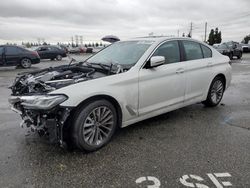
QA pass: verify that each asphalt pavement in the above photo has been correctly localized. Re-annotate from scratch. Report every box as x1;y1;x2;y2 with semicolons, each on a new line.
0;54;249;188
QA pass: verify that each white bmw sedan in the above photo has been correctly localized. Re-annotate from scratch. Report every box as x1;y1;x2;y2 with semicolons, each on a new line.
9;37;232;151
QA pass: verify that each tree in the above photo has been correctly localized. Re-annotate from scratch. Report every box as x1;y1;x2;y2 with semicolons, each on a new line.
95;42;99;47
182;33;185;37
214;28;222;44
208;29;215;45
218;31;222;43
242;34;250;44
207;28;222;45
26;42;31;48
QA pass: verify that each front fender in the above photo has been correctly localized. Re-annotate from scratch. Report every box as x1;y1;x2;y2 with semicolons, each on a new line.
50;70;139;123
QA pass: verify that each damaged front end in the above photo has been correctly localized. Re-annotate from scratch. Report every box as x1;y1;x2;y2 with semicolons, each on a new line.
8;63;120;148
9;94;71;147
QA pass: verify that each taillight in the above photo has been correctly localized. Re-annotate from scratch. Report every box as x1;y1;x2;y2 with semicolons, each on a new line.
32;51;39;57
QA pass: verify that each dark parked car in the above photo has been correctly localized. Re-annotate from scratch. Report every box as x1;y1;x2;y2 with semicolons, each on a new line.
0;45;40;68
216;42;242;60
35;46;67;61
241;43;250;53
58;45;69;53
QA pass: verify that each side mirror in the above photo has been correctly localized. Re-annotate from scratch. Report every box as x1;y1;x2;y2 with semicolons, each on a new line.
149;56;165;68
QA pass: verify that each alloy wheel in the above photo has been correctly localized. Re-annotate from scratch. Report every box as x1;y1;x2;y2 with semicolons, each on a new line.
82;106;114;146
21;58;31;68
210;80;224;104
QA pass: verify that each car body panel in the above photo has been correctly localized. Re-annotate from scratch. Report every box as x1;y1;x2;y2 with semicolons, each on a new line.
36;46;67;59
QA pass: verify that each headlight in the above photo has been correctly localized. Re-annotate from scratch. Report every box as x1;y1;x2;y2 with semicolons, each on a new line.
20;95;68;110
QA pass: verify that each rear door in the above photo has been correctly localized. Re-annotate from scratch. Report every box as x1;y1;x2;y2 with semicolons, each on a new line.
37;47;49;59
49;47;59;58
181;40;213;104
5;46;22;65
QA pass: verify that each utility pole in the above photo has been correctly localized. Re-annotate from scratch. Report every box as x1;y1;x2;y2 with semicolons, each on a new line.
190;22;193;38
204;22;208;42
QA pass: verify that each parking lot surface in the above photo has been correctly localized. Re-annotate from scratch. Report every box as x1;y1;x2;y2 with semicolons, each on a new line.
0;54;250;188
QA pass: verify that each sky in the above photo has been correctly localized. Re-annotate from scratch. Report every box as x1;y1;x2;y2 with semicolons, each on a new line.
0;0;250;44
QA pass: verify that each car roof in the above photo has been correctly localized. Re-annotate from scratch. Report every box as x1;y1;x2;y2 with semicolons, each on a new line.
0;45;20;47
126;36;207;45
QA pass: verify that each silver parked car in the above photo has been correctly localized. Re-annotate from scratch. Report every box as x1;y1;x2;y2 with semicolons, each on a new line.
9;37;232;152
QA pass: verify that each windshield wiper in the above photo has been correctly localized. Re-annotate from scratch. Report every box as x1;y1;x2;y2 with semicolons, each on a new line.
82;62;113;71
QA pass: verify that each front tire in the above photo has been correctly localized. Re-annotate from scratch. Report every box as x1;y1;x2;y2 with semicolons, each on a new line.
71;100;117;152
237;52;242;59
20;58;32;68
203;77;225;107
56;54;62;61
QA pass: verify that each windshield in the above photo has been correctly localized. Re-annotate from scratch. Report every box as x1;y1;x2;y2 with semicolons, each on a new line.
87;41;153;66
218;44;229;49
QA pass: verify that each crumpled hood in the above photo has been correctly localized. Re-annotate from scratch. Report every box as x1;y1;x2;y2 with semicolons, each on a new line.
10;64;108;96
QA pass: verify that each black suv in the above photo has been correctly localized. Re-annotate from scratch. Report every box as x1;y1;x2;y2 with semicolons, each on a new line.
34;46;67;61
216;41;243;60
0;45;40;68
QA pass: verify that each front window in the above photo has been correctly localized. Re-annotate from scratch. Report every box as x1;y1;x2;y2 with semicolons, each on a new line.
87;41;153;66
152;41;180;64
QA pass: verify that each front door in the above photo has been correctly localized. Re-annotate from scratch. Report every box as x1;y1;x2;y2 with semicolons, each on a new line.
138;40;186;116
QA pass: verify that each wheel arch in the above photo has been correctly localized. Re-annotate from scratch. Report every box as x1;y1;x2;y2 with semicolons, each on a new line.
203;73;227;101
20;56;31;62
72;94;123;128
214;73;226;89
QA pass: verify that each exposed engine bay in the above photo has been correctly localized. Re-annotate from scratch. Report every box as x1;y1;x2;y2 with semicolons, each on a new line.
9;61;126;148
10;62;124;96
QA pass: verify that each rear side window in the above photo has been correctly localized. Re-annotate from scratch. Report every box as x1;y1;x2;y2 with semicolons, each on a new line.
5;46;23;55
0;47;4;55
51;47;60;51
153;41;180;64
183;41;203;61
201;45;212;58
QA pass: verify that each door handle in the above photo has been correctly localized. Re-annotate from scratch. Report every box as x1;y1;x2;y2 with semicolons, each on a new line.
176;68;185;74
207;62;213;67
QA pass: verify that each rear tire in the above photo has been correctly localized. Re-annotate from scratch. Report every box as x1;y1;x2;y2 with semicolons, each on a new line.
202;77;225;107
20;58;32;68
71;99;117;152
229;53;233;60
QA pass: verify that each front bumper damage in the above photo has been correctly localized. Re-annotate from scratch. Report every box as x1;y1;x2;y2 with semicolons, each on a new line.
9;96;71;148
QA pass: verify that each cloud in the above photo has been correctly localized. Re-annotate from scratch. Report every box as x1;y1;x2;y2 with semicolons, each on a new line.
0;0;249;43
